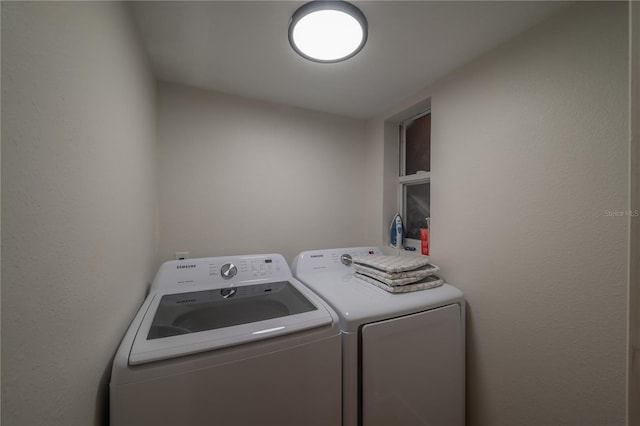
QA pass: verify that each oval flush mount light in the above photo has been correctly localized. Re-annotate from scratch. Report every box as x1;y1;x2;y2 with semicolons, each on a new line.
288;1;368;63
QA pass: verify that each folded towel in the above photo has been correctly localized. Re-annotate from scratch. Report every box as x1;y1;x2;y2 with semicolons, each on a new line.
356;272;444;293
354;262;439;281
353;255;433;274
355;269;432;287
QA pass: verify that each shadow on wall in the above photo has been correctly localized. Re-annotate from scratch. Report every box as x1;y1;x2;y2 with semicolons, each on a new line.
463;303;489;426
95;362;111;426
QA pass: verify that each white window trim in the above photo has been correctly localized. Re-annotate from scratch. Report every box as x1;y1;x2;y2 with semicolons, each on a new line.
399;172;430;184
398;109;431;250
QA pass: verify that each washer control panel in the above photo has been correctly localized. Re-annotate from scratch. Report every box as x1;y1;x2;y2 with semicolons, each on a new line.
151;254;289;290
208;257;285;282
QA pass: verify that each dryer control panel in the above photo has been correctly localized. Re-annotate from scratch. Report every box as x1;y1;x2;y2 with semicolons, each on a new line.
151;254;289;290
291;247;382;275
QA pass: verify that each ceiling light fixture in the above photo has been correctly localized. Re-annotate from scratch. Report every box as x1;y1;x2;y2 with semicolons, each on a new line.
288;1;368;63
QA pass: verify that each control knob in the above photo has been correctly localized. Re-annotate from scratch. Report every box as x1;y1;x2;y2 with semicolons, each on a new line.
220;263;237;279
340;254;353;266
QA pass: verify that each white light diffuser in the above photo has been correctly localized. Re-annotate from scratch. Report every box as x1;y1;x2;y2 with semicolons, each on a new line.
289;1;368;63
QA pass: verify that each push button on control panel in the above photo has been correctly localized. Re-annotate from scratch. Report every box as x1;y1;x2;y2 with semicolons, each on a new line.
251;258;280;277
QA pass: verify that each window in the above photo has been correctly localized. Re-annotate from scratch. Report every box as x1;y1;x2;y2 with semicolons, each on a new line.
399;110;431;246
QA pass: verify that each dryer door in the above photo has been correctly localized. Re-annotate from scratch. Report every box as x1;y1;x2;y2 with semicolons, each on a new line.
361;303;464;426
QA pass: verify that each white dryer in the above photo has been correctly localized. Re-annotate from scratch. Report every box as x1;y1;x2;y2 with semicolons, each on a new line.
110;254;341;426
291;247;465;426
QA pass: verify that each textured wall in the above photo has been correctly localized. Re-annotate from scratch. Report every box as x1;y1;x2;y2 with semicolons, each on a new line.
1;3;157;425
431;3;629;424
629;2;640;424
366;2;629;425
156;82;366;265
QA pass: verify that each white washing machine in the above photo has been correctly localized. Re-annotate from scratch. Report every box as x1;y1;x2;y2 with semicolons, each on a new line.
291;247;465;426
110;254;341;426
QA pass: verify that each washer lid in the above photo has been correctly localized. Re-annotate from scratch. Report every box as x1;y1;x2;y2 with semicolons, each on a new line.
129;280;333;365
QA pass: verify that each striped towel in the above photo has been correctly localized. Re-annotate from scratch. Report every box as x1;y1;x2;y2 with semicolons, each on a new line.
356;272;443;293
353;254;433;273
352;255;442;292
354;262;439;282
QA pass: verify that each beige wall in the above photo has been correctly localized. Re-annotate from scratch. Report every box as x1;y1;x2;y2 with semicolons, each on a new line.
1;2;157;425
156;82;367;265
629;1;640;424
0;1;633;426
366;2;629;425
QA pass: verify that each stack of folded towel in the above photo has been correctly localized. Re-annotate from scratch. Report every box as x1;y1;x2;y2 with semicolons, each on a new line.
352;255;443;293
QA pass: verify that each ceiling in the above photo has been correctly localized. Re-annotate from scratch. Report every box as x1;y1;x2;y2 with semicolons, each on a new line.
130;1;570;119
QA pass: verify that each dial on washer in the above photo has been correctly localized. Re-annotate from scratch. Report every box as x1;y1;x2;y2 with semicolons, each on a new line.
220;263;237;279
